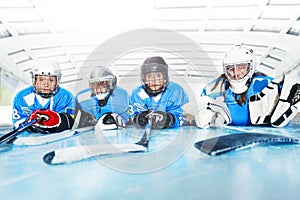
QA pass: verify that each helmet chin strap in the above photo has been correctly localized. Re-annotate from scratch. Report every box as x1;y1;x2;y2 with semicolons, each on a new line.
143;84;166;97
95;91;110;100
33;75;59;98
93;90;113;107
35;86;59;98
37;92;54;98
229;78;251;94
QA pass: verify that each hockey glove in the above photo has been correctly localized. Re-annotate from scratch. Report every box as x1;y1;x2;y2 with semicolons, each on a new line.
96;112;125;130
195;96;232;129
270;74;300;127
28;109;61;129
147;111;175;129
249;75;282;125
133;111;150;128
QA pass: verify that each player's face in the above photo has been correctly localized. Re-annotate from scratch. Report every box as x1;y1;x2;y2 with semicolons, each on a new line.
225;63;249;80
145;72;166;91
89;81;110;94
34;75;57;93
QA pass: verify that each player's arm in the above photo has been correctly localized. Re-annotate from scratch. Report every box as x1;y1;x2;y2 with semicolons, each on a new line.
249;74;299;127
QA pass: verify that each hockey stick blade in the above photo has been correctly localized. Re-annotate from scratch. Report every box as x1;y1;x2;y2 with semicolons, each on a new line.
44;117;152;165
13;126;93;146
13;130;78;146
194;132;299;156
43;143;147;165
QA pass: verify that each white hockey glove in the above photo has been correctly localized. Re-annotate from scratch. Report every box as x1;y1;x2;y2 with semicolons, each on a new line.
195;96;232;129
249;75;282;125
270;74;299;127
95;112;125;131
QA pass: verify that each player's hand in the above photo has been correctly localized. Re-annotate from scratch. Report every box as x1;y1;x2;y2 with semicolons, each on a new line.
96;112;125;131
28;109;61;128
147;111;174;129
133;111;150;128
195;96;232;128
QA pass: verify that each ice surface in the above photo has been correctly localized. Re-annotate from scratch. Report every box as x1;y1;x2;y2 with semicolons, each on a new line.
0;117;300;200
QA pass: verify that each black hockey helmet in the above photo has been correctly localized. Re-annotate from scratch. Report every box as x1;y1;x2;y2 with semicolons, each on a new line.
141;56;169;96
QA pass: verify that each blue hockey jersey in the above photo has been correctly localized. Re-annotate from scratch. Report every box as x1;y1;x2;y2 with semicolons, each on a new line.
12;86;75;127
129;82;189;127
75;86;130;122
202;75;273;126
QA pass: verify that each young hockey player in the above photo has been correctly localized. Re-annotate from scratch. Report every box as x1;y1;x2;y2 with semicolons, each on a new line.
12;60;75;133
195;45;299;128
75;66;130;130
129;56;189;129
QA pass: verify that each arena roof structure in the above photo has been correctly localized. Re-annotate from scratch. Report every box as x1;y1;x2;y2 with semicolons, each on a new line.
0;0;299;102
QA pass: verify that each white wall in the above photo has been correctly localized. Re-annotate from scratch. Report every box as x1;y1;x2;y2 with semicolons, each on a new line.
0;106;13;126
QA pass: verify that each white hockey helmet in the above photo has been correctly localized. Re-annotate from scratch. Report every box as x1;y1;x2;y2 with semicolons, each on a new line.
223;45;256;94
31;60;61;98
88;66;117;100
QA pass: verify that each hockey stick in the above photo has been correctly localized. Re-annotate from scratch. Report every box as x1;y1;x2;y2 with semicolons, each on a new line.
12;126;93;146
43;142;148;165
194;132;299;156
134;115;152;148
43;118;152;165
43;132;149;165
11;110;84;146
0;119;37;145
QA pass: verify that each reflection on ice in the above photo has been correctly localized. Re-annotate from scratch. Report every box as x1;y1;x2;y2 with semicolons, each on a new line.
0;116;299;199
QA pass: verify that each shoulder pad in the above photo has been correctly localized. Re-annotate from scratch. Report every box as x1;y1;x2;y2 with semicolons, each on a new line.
76;89;92;103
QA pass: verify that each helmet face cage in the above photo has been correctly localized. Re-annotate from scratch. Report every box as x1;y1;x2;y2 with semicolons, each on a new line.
141;63;169;96
88;67;117;99
89;76;116;96
224;62;253;82
31;62;61;98
222;45;256;94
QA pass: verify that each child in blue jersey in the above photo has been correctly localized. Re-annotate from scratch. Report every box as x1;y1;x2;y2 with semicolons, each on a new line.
75;66;130;130
12;60;75;133
129;56;189;129
195;45;299;128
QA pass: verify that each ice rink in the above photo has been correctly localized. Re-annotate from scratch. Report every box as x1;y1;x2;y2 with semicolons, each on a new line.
1;116;300;200
1;1;300;199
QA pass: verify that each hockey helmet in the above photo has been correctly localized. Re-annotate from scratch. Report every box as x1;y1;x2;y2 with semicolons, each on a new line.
31;60;61;98
141;56;169;96
223;45;256;94
88;66;117;100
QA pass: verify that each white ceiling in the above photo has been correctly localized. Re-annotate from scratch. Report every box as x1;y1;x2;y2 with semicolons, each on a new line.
0;0;300;92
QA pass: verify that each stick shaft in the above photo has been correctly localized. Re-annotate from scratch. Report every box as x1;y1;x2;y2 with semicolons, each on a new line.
0;119;36;145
